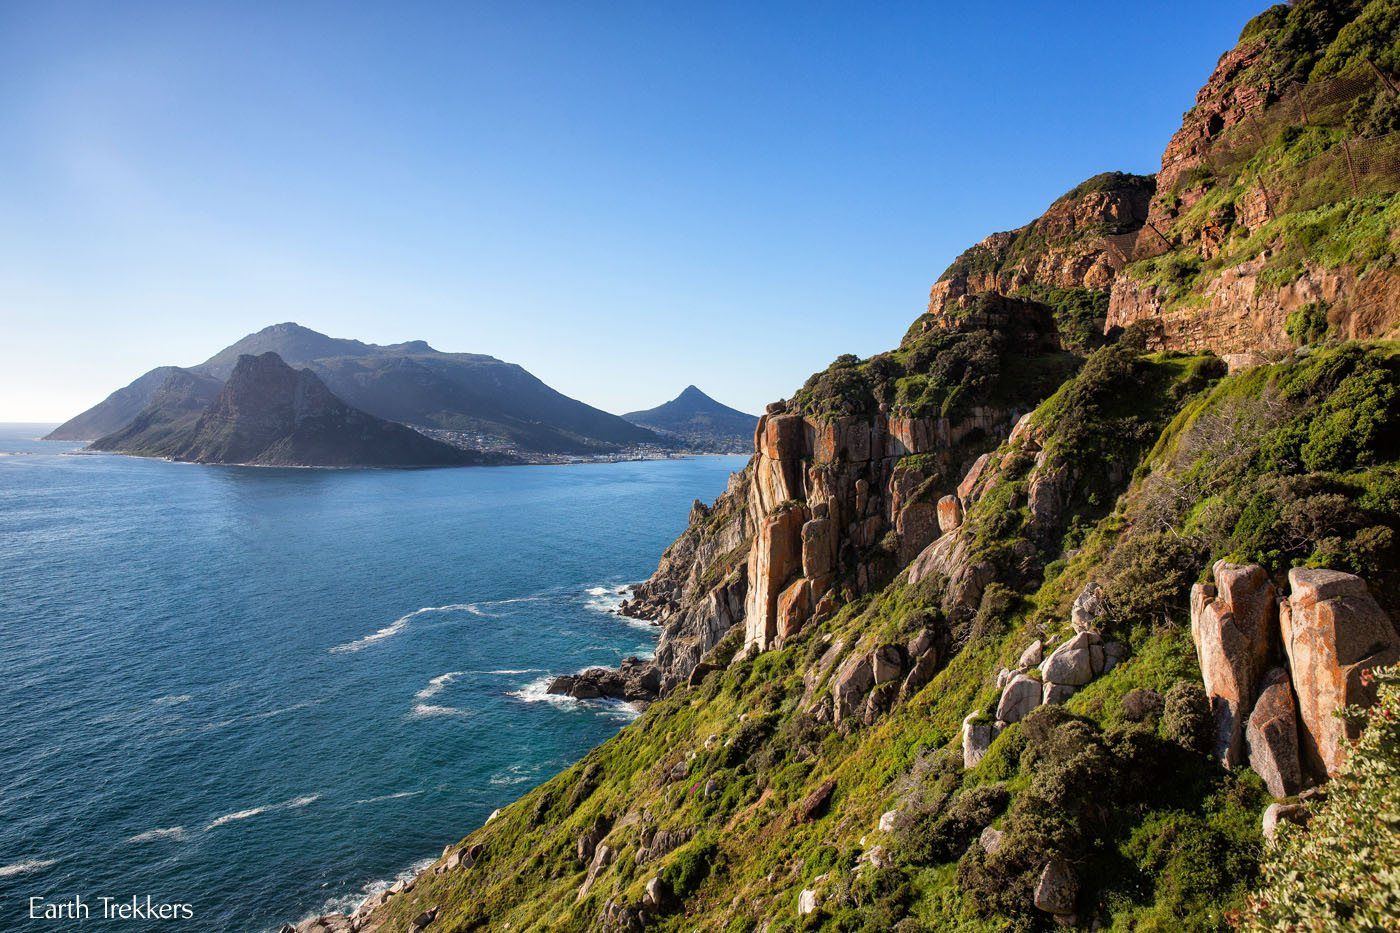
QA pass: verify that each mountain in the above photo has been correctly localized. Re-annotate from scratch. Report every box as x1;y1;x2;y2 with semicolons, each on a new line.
87;369;223;456
99;352;496;467
299;4;1400;930
622;386;758;453
44;367;191;441
47;322;669;455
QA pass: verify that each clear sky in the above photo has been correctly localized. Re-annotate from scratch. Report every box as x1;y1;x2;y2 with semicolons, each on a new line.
0;0;1270;422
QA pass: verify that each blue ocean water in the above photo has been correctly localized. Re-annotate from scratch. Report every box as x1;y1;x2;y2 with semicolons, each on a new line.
0;424;744;931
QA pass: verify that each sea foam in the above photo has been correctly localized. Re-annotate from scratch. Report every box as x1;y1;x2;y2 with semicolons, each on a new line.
204;794;320;831
0;858;57;877
330;603;476;653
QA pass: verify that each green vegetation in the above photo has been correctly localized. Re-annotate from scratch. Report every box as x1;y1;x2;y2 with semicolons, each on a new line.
791;303;1078;422
1240;664;1400;932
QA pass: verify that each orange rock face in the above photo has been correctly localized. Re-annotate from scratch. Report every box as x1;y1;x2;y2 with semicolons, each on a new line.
1189;561;1276;767
1280;568;1400;778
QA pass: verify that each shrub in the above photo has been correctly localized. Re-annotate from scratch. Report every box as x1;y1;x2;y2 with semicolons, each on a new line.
1285;301;1329;345
1163;681;1213;754
1239;665;1400;931
1099;530;1206;626
900;783;1009;865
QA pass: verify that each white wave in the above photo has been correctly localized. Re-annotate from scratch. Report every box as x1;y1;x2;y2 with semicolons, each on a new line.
204;794;320;831
304;857;435;922
153;694;192;706
127;826;187;843
411;703;470;718
330;603;476;653
489;763;541;786
477;668;544;675
0;858;56;877
414;671;465;700
584;583;633;615
509;676;642;722
353;791;422;805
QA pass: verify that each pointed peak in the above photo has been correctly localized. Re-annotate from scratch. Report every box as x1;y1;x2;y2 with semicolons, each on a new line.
677;384;709;401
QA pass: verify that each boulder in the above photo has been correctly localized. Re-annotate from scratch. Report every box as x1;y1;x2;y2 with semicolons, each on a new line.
687;662;720;687
1018;640;1044;668
1281;568;1400;777
1189;561;1276;767
797;888;820;916
408;907;439;933
979;825;1004;855
996;674;1042;724
1102;640;1128;674
1246;667;1303;798
1040;632;1098;687
1043;682;1076;706
1033;856;1078;917
1070;581;1107;632
870;645;905;685
641;875;670;912
776;577;812;640
577;844;615;901
797;780;836;822
907;628;938;659
832;654;875;723
878;809;899;833
900;650;939;700
962;714;995;768
1262;802;1309;842
937;495;963;533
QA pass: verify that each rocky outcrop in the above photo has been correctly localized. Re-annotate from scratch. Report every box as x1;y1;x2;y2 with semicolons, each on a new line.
1246;667;1303;799
617;471;751;695
1189;561;1276;766
927;173;1155;322
1107;261;1400;357
1033;856;1078;921
546;659;661;703
1280;568;1400;778
742;397;1024;652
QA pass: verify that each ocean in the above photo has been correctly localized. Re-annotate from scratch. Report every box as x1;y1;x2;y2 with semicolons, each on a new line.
0;424;744;931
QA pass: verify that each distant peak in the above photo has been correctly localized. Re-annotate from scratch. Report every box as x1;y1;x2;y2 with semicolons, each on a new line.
677;385;709;401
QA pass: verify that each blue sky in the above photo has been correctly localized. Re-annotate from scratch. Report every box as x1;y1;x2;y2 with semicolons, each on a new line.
0;0;1269;422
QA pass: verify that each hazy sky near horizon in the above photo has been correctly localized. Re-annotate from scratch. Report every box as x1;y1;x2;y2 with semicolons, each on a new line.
1;0;1269;422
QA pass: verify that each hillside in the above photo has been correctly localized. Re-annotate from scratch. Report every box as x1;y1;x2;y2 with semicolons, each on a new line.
44;366;190;441
102;352;499;468
88;368;223;456
291;3;1400;931
50;323;669;456
623;386;759;453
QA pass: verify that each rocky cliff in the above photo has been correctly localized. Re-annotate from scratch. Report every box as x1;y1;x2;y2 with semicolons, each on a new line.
1105;2;1400;357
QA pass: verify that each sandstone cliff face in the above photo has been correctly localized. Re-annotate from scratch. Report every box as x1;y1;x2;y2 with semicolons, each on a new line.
1103;23;1400;354
741;402;1021;652
927;172;1154;321
621;471;752;694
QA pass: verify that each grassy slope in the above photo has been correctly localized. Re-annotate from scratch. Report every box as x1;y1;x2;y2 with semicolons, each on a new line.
368;338;1396;932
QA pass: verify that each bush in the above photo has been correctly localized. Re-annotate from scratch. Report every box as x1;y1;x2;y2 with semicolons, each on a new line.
1163;681;1213;754
900;783;1009;865
1100;531;1206;626
1239;665;1400;931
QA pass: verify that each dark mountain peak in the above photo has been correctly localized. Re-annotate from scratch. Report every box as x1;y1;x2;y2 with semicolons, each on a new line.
676;384;708;402
151;350;492;467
